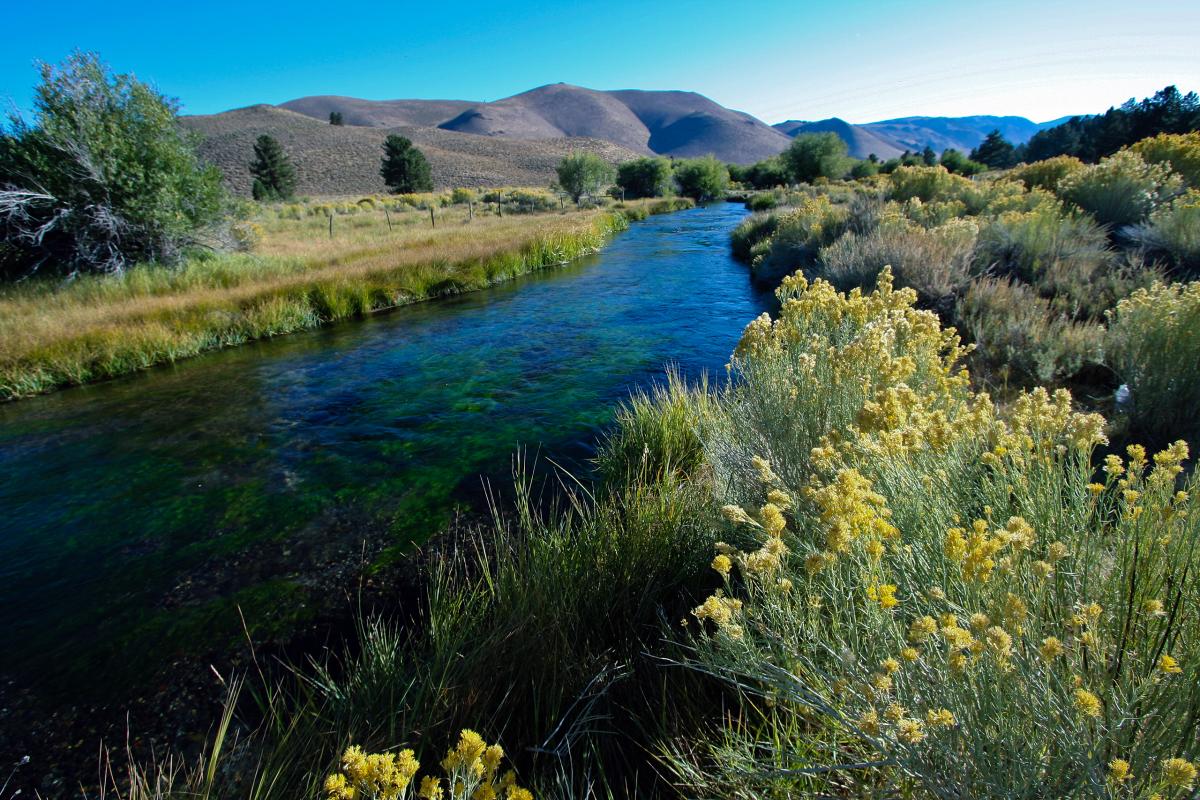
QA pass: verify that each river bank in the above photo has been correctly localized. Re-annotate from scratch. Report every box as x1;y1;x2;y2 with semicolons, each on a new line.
0;197;693;401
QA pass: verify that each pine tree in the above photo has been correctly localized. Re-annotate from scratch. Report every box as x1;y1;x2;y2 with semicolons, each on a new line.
249;134;296;201
329;111;344;126
380;135;433;193
969;130;1018;169
921;145;937;165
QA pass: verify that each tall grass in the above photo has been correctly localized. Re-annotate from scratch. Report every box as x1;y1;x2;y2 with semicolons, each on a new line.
0;199;683;400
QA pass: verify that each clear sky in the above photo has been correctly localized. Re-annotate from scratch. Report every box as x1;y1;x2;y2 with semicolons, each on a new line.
2;0;1197;125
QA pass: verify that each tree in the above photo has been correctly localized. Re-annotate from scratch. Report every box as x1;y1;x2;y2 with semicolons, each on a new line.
249;135;296;201
615;157;673;198
939;148;986;176
380;135;433;193
555;152;614;203
0;51;225;278
921;145;938;166
329;111;344;126
969;130;1018;169
782;132;852;183
674;156;729;201
849;159;879;179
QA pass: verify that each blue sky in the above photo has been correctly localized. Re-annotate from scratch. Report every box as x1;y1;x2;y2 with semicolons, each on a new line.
2;0;1197;124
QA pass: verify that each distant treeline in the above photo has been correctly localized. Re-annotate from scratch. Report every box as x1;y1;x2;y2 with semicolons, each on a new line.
731;86;1200;190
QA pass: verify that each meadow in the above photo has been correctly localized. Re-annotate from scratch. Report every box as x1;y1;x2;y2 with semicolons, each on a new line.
0;193;693;400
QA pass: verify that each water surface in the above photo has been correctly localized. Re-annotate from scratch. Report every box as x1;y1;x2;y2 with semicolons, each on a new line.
0;202;768;703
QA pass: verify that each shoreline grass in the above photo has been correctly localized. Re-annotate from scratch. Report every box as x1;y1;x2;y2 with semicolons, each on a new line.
0;197;694;401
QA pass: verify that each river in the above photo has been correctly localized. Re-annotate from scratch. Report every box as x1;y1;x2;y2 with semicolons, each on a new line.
0;202;767;727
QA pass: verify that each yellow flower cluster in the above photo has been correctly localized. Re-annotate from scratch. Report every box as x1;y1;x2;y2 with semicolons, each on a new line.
805;468;898;560
692;591;744;638
325;732;530;800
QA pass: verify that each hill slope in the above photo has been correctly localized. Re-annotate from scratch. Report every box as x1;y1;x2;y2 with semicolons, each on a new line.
280;84;793;164
183;105;642;196
772;118;905;159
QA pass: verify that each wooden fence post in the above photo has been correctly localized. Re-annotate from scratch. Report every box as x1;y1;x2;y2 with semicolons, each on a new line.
328;212;333;239
430;206;436;228
383;206;393;231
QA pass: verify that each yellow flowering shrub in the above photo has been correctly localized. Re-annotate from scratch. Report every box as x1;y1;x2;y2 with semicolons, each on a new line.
324;731;531;800
678;270;1199;797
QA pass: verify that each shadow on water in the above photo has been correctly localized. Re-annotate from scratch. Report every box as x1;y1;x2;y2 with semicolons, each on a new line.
0;202;771;715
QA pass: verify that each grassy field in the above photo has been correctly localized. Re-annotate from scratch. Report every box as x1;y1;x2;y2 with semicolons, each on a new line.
0;196;692;400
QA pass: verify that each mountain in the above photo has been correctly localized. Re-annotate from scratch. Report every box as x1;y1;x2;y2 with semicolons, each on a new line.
772;118;905;160
181;104;642;196
281;84;794;165
773;114;1087;159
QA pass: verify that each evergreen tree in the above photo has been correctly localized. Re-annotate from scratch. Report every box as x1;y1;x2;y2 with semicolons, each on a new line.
249;134;296;201
969;130;1018;169
329;111;344;126
380;135;433;193
921;145;938;165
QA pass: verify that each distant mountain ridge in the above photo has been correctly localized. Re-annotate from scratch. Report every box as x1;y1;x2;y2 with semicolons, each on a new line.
773;115;1076;158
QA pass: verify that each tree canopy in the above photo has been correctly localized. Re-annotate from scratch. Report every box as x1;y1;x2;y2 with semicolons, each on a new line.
0;51;225;278
381;135;433;193
555;152;614;203
615;157;674;199
673;156;729;201
969;130;1019;169
782;133;852;183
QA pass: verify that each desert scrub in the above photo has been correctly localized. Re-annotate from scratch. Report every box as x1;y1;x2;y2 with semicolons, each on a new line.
816;217;977;307
729;211;779;262
886;165;973;204
1129;132;1200;189
1005;156;1087;193
1105;279;1200;443
974;205;1112;288
670;269;1198;798
1057;150;1183;228
1129;190;1200;274
960;278;1104;384
751;196;850;283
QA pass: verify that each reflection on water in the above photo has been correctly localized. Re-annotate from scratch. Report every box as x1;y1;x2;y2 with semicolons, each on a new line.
0;202;769;704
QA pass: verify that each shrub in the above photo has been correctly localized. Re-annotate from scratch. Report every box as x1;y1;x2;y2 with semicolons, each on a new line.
1129;190;1200;273
1005;156;1086;193
849;159;880;179
782;133;853;184
556;152;615;203
615;156;674;199
975;206;1111;286
450;187;477;205
746;192;779;212
1128;132;1200;189
939;148;986;176
816;217;977;306
730;211;779;262
673;156;730;201
744;156;792;189
902;198;967;228
1057;150;1182;228
1106;280;1200;442
671;271;1198;798
886;165;973;204
0;51;225;278
960;277;1104;383
754;197;850;282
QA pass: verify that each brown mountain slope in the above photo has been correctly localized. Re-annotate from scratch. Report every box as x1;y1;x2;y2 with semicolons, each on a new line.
772;117;905;160
182;105;643;196
279;84;793;164
278;95;476;128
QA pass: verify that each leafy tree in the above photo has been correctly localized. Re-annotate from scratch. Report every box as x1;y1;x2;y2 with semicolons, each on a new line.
782;132;852;183
0;51;225;278
969;130;1018;169
381;135;433;193
615;157;673;198
849;159;879;179
329;111;344;126
939;148;986;176
555;152;614;203
736;156;790;189
921;145;938;166
673;156;729;201
249;135;296;201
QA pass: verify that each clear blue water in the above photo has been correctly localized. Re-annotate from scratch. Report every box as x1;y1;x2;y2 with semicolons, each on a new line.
0;202;768;705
